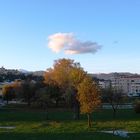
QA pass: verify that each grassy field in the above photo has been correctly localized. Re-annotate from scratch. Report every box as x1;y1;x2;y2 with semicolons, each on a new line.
0;105;140;140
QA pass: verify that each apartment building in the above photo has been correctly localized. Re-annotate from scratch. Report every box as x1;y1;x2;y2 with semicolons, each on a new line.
98;80;111;89
111;75;140;97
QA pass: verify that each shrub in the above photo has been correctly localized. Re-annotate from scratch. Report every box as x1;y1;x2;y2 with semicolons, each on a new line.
134;101;140;113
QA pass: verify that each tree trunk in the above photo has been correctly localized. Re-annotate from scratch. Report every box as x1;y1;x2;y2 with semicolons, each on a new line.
27;98;31;106
6;99;8;104
73;101;80;120
44;103;48;120
87;114;92;128
113;109;116;119
28;101;31;107
76;103;80;120
55;99;59;108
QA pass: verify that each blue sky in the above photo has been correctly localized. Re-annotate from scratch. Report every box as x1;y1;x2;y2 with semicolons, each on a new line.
0;0;140;73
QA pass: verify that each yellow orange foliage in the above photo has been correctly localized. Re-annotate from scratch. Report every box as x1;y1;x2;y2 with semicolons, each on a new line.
77;76;101;114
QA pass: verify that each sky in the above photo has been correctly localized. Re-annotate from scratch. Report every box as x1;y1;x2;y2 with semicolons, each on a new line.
0;0;140;73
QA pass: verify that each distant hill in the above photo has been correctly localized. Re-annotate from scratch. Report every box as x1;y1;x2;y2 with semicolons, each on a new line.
90;72;140;80
1;66;140;81
0;67;20;75
18;69;31;74
0;67;45;76
0;67;45;82
32;71;45;76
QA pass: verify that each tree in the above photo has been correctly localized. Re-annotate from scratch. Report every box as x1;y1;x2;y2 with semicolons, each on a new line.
77;76;101;127
35;87;50;110
2;84;15;104
20;80;36;106
102;87;124;118
48;84;61;107
44;59;74;91
69;65;87;119
70;65;86;89
12;80;23;101
44;59;84;105
134;100;140;113
44;58;87;119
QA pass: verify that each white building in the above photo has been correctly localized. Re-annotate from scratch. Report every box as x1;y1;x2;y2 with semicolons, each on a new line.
99;80;111;89
111;75;140;97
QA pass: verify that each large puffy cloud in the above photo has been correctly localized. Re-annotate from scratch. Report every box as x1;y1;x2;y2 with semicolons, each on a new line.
47;33;101;54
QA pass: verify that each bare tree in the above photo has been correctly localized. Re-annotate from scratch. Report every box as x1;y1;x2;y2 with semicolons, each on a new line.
102;87;124;118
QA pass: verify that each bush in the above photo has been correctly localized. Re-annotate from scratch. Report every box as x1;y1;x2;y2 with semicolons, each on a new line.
134;102;140;113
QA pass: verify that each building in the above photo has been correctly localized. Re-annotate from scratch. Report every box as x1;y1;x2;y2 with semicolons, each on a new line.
98;80;111;89
111;75;140;97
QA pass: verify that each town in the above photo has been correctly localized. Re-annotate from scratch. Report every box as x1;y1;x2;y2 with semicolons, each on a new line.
1;67;140;102
0;0;140;139
0;61;140;140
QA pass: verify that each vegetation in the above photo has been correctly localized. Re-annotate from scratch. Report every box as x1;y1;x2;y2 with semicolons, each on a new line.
44;58;88;120
1;59;140;139
2;84;15;104
134;100;140;113
0;67;43;82
77;76;101;127
101;87;125;118
0;105;139;140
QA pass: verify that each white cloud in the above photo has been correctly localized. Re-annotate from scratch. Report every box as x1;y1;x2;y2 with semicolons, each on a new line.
47;33;101;54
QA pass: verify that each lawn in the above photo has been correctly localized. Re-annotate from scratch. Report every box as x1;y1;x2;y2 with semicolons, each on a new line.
0;105;140;140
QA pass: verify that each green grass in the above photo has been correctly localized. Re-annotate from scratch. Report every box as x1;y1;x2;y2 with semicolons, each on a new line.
0;106;140;140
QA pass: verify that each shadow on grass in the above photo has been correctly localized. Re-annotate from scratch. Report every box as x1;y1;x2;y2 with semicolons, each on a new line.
0;109;140;123
0;131;139;140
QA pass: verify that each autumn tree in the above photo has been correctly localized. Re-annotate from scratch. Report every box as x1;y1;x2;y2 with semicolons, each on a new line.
77;76;101;127
70;64;86;88
11;80;23;101
44;59;85;105
44;59;73;89
44;58;88;119
70;66;87;119
2;84;15;104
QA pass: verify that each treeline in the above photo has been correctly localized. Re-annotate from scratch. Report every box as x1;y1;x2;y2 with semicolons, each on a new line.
2;79;60;108
0;67;43;82
2;59;140;127
2;59;101;127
